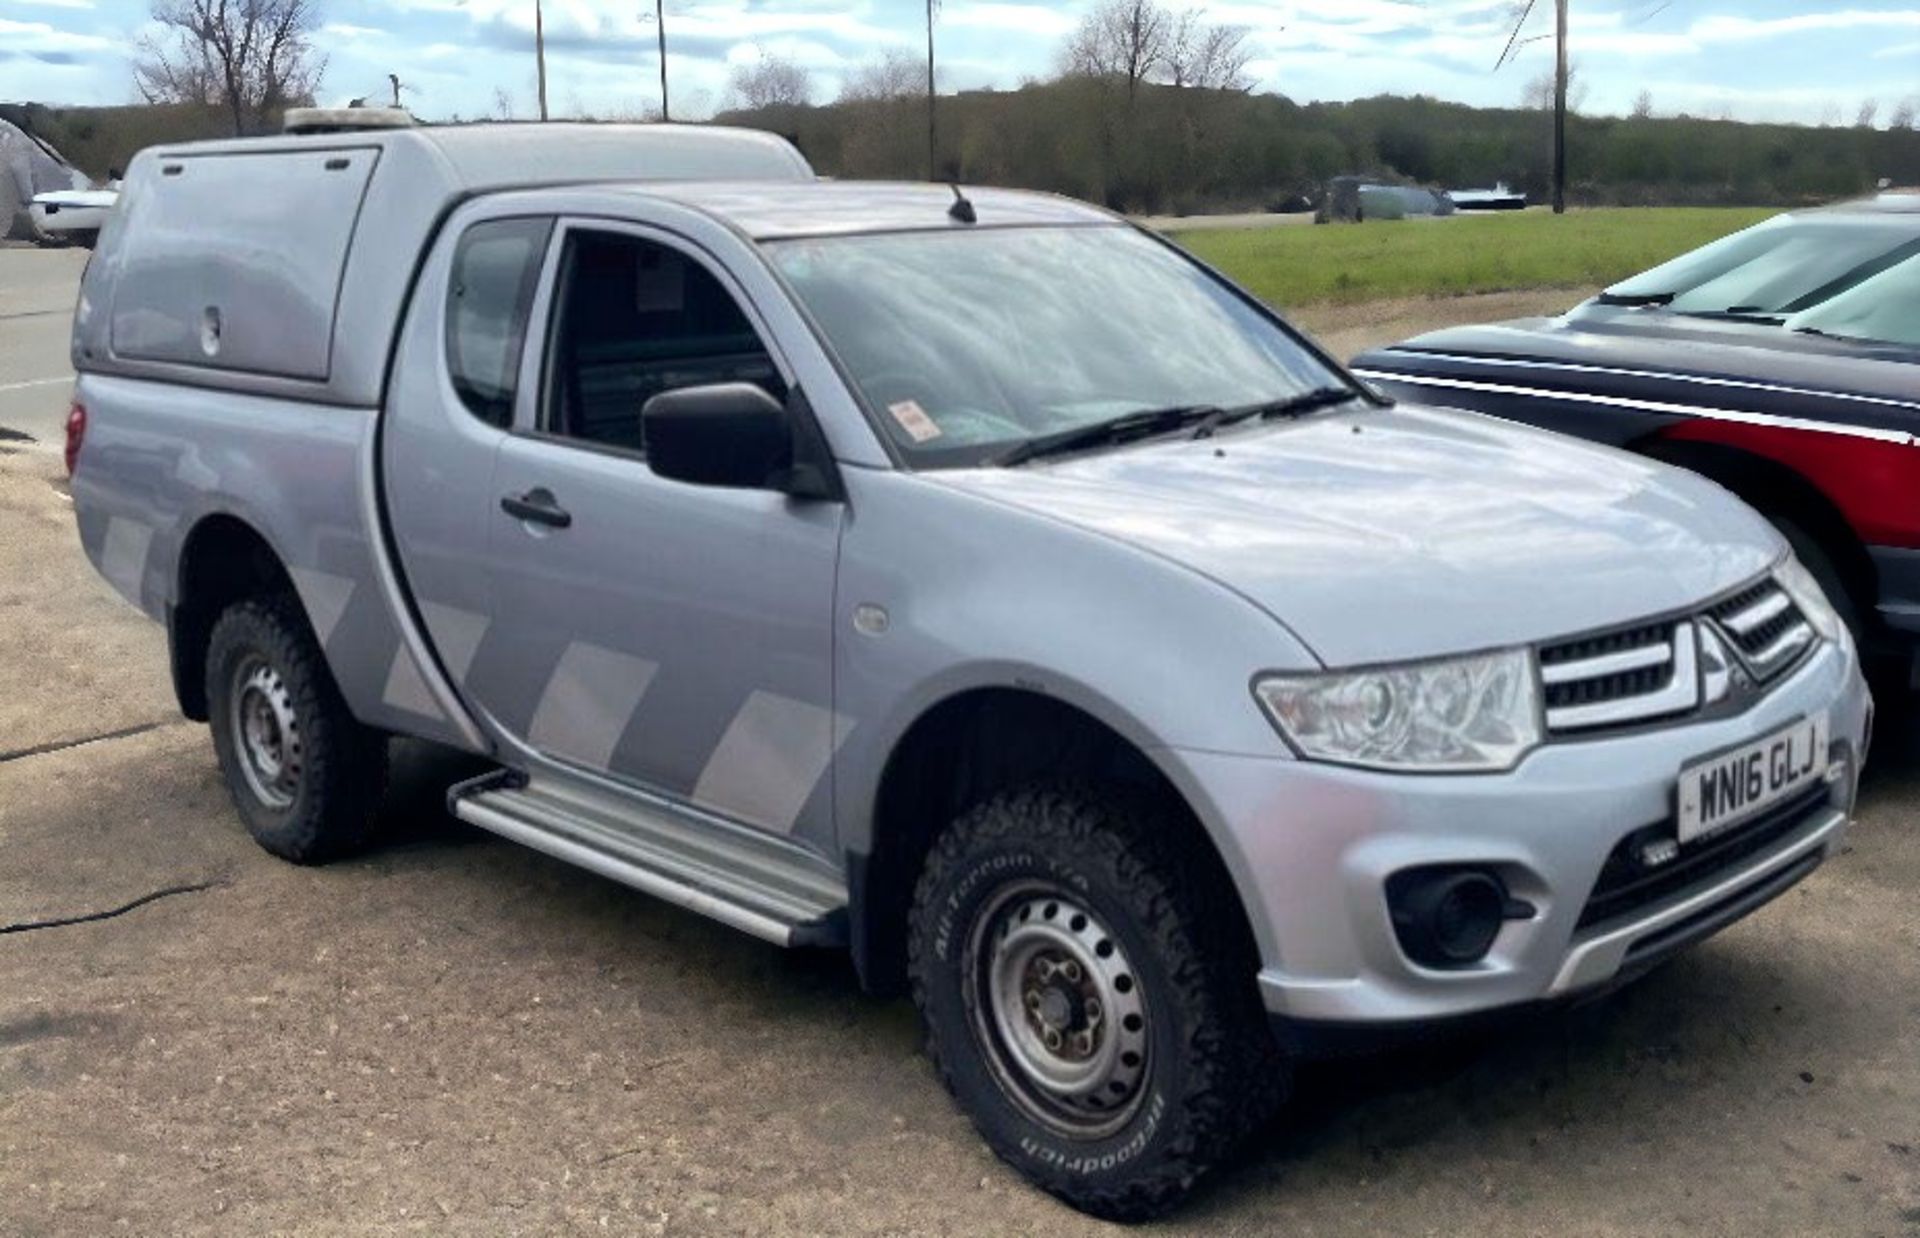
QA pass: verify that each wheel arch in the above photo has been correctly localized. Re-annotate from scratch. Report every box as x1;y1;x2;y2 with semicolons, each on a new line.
170;512;300;720
850;685;1266;998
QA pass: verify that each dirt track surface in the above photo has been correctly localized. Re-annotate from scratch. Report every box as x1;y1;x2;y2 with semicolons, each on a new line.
2;252;1917;1235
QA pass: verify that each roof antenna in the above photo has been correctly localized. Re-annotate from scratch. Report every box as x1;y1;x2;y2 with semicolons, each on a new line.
947;183;976;224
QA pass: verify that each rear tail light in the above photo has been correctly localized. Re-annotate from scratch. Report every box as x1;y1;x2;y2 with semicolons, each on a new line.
64;400;86;476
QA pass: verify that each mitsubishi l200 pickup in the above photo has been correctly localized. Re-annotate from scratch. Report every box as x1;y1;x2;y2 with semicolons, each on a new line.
67;121;1871;1219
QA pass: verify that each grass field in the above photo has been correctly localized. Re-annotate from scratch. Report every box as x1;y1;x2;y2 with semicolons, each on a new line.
1173;207;1776;307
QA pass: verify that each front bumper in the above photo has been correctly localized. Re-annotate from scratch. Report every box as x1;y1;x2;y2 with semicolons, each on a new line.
1171;640;1870;1027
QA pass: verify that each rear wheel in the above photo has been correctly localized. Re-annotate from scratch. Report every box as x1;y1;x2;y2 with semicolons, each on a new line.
908;784;1284;1220
205;595;387;863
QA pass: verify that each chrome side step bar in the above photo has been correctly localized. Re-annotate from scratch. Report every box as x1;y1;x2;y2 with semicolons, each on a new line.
448;770;848;948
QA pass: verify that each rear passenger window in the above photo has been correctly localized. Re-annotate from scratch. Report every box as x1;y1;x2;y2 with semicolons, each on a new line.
542;230;782;453
446;217;553;427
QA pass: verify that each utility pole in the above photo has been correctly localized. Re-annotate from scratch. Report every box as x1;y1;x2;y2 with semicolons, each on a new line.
1552;0;1568;213
535;0;550;121
655;0;670;120
926;0;938;180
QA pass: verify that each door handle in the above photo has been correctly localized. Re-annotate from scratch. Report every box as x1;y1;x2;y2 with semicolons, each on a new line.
500;487;572;529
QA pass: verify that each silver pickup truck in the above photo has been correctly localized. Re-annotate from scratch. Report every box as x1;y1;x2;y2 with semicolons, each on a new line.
68;121;1870;1218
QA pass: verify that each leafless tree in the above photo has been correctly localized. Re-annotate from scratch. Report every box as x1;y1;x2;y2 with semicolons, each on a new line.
839;48;924;102
1856;98;1880;129
1166;11;1252;90
1631;88;1653;119
1522;62;1586;113
1892;96;1918;130
1064;1;1254;100
727;54;812;111
1061;0;1172;107
133;0;326;135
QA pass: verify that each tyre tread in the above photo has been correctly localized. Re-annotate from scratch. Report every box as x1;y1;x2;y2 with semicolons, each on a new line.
907;783;1283;1220
205;593;387;864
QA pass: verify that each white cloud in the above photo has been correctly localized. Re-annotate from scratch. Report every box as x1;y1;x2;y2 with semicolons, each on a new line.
1622;75;1920;125
941;2;1078;39
320;21;387;40
0;15;114;49
1691;9;1920;44
368;0;906;49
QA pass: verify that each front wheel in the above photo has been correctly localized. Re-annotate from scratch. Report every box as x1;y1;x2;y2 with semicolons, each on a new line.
908;785;1284;1220
204;595;388;863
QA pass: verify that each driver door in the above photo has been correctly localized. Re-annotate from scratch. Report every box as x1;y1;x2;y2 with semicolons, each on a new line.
469;221;848;852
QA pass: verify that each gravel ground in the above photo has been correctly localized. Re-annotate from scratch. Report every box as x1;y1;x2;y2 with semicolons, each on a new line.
2;250;1916;1236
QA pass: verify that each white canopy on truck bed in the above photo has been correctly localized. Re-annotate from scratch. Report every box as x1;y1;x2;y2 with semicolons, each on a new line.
73;123;815;406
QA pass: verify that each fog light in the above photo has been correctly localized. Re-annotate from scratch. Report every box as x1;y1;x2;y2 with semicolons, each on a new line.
1387;868;1526;969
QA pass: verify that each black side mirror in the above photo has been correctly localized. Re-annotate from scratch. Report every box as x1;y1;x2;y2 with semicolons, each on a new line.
642;382;793;491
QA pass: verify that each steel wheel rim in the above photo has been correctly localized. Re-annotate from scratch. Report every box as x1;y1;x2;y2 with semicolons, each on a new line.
229;655;301;810
963;880;1151;1140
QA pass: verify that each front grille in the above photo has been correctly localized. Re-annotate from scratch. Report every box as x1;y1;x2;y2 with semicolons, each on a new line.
1540;621;1696;733
1538;575;1818;736
1705;580;1813;680
1576;784;1829;931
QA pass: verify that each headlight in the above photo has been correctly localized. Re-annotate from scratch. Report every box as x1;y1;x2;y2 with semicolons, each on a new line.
1254;648;1541;773
1774;556;1848;648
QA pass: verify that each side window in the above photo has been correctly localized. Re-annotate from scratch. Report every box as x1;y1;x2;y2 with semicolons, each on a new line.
542;230;783;453
445;217;553;428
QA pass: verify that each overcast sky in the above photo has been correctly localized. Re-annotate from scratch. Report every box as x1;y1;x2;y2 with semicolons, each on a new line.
6;0;1920;126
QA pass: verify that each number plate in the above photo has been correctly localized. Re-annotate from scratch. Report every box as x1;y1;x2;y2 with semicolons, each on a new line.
1677;716;1828;844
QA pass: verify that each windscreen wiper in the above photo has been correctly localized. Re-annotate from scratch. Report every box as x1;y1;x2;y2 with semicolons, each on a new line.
1595;291;1675;307
994;388;1370;467
1190;386;1368;437
1256;385;1369;420
1682;305;1787;324
1793;325;1870;343
993;404;1224;467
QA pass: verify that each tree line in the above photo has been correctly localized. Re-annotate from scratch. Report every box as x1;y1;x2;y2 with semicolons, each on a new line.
715;0;1920;212
719;83;1920;216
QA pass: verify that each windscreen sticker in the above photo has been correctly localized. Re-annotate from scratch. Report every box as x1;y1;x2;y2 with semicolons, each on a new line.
888;399;943;443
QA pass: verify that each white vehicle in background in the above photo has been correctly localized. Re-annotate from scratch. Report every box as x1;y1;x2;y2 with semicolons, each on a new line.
30;183;119;247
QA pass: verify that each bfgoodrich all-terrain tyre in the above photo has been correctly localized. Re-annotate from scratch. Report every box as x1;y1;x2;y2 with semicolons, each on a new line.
908;784;1286;1220
204;595;388;863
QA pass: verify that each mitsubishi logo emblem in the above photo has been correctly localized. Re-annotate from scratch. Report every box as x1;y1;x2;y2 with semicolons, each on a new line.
1697;621;1752;707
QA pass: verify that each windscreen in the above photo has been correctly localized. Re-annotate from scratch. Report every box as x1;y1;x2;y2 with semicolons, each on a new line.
766;225;1344;468
1786;251;1920;347
1605;214;1920;317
